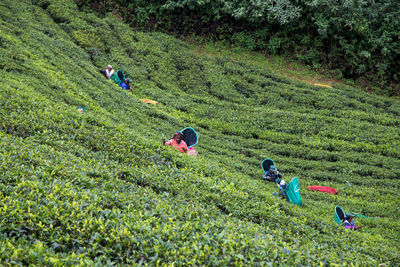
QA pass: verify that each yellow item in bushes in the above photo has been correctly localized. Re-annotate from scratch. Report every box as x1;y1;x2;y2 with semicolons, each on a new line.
139;99;158;104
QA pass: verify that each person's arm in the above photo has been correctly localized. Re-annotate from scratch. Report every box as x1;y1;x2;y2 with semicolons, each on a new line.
263;171;272;180
164;139;173;146
182;142;188;153
162;138;166;146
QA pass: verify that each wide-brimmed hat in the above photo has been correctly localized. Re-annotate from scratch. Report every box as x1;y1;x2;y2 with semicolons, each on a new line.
345;213;355;219
269;165;277;171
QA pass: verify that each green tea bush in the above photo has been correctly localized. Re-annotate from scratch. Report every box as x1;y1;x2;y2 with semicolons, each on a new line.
0;0;399;265
85;0;400;95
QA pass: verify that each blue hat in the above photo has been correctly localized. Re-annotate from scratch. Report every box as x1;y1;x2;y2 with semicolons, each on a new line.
269;165;277;171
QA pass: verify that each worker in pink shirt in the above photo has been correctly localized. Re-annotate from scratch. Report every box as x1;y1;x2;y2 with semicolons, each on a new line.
163;132;188;154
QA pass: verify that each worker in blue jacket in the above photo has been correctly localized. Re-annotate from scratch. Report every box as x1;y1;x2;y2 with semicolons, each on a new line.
120;78;132;91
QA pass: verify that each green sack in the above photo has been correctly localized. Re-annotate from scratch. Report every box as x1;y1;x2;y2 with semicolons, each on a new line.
285;177;302;206
352;213;374;220
110;70;125;85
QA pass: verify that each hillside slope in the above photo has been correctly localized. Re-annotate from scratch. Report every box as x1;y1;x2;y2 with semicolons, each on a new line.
0;0;399;265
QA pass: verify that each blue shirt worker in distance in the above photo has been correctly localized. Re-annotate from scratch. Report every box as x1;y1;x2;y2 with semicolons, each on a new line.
120;78;132;91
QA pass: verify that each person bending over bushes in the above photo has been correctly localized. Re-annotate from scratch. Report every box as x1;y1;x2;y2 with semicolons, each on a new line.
343;213;362;231
163;132;188;154
120;78;132;91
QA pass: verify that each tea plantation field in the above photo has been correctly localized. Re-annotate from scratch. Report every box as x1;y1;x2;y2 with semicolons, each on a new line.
0;0;399;265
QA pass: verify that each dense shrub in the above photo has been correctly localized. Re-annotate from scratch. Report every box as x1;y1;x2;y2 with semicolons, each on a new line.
76;0;400;95
0;0;399;264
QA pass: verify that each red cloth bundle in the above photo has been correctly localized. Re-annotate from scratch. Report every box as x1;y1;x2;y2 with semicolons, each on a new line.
307;185;338;194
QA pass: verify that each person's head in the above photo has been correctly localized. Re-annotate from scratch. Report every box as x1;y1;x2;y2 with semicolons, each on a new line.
269;166;277;173
173;132;184;143
107;65;112;71
345;213;354;222
125;78;132;84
